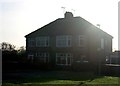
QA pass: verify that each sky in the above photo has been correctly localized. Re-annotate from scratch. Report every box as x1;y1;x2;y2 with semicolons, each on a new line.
0;0;119;50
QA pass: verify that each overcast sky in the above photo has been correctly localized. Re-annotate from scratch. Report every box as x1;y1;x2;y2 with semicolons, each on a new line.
0;0;119;50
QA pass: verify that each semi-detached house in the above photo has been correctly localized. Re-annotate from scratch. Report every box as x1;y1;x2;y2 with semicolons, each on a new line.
25;12;113;70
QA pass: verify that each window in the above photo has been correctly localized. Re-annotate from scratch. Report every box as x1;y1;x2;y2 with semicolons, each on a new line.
56;53;72;65
76;55;88;63
28;38;35;47
36;52;49;63
78;35;85;47
56;35;72;47
36;36;49;47
101;38;104;49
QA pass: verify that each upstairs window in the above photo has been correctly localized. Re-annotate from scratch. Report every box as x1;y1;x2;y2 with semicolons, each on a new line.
78;35;85;47
56;35;72;47
36;36;49;47
28;38;35;47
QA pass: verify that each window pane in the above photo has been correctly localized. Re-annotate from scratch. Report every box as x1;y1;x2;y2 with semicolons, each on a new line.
56;35;72;47
28;38;34;47
67;57;71;64
56;57;61;64
61;57;66;64
68;40;71;46
36;52;49;63
36;36;49;47
56;53;72;65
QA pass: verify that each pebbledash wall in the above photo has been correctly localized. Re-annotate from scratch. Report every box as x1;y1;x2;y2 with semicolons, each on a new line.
25;12;113;71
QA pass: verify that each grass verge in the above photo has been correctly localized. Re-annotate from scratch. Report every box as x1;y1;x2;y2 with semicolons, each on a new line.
2;71;120;86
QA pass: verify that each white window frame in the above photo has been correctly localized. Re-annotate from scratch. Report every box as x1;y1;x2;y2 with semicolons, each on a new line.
56;53;72;65
28;38;35;47
36;36;49;47
78;35;85;47
36;52;49;63
56;35;72;47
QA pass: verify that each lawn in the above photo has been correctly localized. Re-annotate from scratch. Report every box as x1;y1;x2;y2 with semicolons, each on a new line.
2;71;120;86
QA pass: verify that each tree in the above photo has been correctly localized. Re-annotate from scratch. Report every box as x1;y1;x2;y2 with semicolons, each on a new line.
1;42;17;61
1;42;27;62
17;46;25;53
1;42;16;51
1;43;27;71
17;46;26;63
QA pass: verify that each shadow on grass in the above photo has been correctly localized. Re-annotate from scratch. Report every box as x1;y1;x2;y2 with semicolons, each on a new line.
3;70;119;85
3;71;94;83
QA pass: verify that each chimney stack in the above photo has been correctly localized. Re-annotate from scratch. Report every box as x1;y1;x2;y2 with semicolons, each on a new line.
64;12;73;19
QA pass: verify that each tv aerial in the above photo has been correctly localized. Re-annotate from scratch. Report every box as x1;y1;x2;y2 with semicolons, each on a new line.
61;7;66;13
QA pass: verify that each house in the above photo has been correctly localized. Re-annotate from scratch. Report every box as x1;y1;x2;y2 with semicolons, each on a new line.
25;12;113;71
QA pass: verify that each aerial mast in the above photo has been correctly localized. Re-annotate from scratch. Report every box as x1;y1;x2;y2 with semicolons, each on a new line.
61;7;66;14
